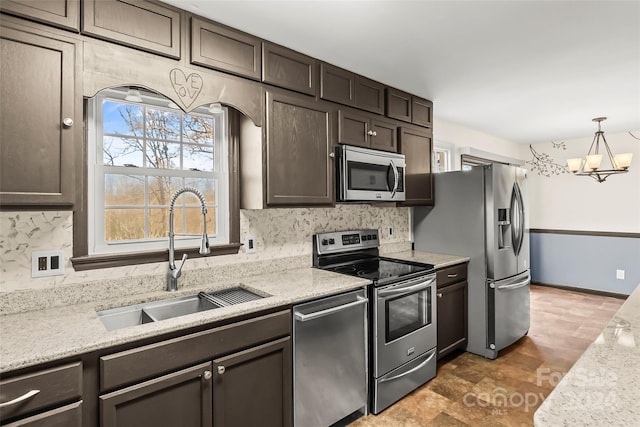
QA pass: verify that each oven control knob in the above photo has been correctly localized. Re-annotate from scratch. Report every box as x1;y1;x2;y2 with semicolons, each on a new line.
328;238;335;245
321;239;328;246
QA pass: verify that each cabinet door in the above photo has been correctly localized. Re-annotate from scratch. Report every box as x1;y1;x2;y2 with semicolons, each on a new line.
262;42;317;95
0;26;77;206
398;127;434;206
100;362;213;427
82;0;182;59
437;281;468;359
386;87;412;122
191;17;261;80
0;0;79;31
320;62;355;106
355;76;384;114
213;337;292;427
338;109;370;148
266;91;334;206
4;402;81;427
412;96;433;128
370;117;398;152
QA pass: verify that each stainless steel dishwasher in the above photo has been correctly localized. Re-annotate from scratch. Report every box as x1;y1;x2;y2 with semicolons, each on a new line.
293;288;368;426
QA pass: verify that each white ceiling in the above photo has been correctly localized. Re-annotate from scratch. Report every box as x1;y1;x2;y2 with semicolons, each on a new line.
161;0;640;144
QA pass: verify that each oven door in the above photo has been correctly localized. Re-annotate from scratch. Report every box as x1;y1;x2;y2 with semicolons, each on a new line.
373;274;437;377
338;145;405;202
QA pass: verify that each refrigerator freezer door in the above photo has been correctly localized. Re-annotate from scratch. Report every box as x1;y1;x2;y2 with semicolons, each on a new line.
488;271;531;354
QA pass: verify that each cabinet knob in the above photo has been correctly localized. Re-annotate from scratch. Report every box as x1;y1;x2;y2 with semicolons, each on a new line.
217;365;226;375
372;131;377;137
437;292;443;298
62;117;74;127
367;130;374;136
203;370;212;380
329;152;335;158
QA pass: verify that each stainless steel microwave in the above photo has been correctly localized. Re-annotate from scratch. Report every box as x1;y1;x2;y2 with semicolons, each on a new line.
336;145;406;202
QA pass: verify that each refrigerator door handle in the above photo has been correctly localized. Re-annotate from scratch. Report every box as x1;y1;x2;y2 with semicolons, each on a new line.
510;183;525;256
497;278;530;291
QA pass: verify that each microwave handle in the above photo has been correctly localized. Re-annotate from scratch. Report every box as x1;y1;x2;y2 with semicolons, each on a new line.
390;159;399;198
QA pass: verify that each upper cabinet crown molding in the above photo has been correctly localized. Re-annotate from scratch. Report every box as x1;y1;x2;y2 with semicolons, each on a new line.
82;0;182;59
191;16;261;81
0;0;80;31
262;42;317;96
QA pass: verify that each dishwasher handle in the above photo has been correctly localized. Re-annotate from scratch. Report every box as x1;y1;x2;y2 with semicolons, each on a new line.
294;296;367;322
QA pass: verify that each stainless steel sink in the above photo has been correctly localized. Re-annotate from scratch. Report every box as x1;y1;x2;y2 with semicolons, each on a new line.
97;287;266;331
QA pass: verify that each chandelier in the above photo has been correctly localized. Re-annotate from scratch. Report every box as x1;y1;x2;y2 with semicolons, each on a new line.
567;117;633;183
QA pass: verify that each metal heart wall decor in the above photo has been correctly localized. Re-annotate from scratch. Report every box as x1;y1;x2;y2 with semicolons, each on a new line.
169;68;203;108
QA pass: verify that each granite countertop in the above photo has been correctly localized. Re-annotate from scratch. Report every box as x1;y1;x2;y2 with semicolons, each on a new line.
0;250;468;373
534;282;640;426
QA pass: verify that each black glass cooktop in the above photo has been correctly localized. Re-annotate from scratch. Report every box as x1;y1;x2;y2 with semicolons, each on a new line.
325;257;434;285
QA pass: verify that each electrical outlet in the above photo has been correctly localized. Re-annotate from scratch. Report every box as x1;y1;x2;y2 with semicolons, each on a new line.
32;250;65;278
245;235;257;254
616;269;625;280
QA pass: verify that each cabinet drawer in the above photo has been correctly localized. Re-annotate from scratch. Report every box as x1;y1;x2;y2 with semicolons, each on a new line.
191;17;261;80
0;362;82;422
3;401;81;427
437;263;468;288
82;0;182;59
100;310;291;392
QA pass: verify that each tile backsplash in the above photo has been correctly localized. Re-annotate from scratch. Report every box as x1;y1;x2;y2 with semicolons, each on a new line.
0;205;410;293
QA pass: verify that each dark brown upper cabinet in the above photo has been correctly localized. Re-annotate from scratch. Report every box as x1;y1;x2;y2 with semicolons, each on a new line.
82;0;182;59
320;63;384;114
262;42;317;96
412;96;433;128
398;126;434;206
0;24;79;207
266;91;334;206
191;17;261;81
338;108;397;152
386;87;412;123
0;0;79;31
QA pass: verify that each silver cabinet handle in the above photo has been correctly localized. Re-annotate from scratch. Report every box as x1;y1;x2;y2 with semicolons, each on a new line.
294;296;367;322
203;370;212;380
329;152;335;158
0;389;40;408
217;366;226;375
62;118;73;127
447;274;458;278
437;292;443;298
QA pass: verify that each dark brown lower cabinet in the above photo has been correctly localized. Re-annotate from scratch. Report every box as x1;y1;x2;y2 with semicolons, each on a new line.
436;263;468;359
213;337;291;427
100;362;213;427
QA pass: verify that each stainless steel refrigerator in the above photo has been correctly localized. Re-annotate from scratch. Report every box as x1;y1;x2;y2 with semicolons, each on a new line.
413;164;530;359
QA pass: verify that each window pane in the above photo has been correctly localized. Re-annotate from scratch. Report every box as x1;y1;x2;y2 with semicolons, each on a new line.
183;115;214;144
146;141;180;169
148;208;171;238
184;207;215;236
105;174;144;206
146;108;180;141
148;176;182;206
183;144;214;171
185;178;216;205
105;209;145;241
103;136;144;167
103;101;143;136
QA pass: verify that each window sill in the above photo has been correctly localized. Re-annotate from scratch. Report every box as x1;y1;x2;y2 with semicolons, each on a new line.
71;243;242;271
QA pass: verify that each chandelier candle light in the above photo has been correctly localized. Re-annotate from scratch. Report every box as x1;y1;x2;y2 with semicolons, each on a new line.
567;117;633;183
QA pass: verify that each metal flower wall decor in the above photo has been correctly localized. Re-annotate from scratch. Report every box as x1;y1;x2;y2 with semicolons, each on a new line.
526;143;569;177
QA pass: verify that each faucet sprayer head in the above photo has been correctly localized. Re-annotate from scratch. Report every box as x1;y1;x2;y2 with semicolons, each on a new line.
200;233;210;255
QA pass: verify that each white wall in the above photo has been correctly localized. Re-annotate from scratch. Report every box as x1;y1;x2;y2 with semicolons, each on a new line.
525;130;640;232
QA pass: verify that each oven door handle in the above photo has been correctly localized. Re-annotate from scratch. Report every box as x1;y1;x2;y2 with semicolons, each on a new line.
377;276;435;298
390;159;399;198
378;350;436;383
293;296;367;322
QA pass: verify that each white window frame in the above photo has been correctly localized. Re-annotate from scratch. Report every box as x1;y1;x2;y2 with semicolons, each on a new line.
88;88;229;255
433;140;454;173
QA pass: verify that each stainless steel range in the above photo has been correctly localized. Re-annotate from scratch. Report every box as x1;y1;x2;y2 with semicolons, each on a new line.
313;229;437;414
